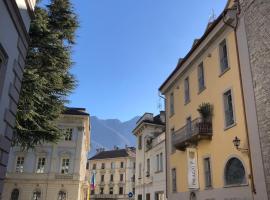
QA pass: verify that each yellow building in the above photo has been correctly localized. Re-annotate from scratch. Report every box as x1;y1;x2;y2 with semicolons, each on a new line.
159;1;254;199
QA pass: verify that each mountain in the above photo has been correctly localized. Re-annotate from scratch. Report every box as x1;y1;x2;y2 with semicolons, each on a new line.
89;116;140;156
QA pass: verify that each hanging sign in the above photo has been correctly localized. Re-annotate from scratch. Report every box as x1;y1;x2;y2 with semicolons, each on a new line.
187;148;199;189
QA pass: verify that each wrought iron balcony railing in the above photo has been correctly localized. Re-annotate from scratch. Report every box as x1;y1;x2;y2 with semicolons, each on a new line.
172;118;212;151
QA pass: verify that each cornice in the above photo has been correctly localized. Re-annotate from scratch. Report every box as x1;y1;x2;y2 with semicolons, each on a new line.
24;0;35;19
3;0;31;49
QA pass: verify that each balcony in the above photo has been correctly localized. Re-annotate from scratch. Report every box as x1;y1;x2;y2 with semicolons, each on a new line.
91;194;118;199
172;118;212;151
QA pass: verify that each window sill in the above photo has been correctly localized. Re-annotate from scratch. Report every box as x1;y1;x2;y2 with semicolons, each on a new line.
224;183;248;188
224;122;237;131
198;86;206;95
219;67;230;77
169;113;175;118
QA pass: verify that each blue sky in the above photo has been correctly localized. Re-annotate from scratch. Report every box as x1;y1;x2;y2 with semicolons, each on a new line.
46;0;227;121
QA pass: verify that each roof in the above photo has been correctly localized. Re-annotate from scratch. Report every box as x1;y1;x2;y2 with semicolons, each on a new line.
159;1;231;92
63;107;89;116
89;148;136;160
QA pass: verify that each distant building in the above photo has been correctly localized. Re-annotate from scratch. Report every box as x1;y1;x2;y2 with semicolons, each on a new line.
2;107;91;200
133;112;166;200
89;147;136;200
0;0;36;196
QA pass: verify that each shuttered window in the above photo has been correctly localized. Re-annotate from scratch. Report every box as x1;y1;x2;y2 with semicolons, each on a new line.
184;77;190;103
223;90;235;127
204;157;212;188
198;62;205;92
219;39;229;73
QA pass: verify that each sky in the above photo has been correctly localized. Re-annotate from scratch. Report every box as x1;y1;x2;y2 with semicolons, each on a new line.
44;0;227;121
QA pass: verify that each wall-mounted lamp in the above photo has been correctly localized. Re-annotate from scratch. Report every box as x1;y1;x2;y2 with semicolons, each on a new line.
233;136;248;152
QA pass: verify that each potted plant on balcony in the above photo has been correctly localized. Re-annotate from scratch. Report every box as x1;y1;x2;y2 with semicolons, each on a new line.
197;102;213;122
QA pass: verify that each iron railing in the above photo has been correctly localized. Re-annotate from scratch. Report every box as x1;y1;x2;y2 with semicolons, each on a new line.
172;118;212;151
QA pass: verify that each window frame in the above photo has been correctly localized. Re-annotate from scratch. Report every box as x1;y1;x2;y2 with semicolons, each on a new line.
223;88;236;129
64;128;73;141
60;158;70;174
203;156;212;189
198;62;206;93
171;168;177;193
219;39;230;75
36;157;46;173
15;156;24;173
184;77;190;104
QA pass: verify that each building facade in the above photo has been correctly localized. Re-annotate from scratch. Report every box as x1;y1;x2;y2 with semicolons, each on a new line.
133;112;166;200
2;107;91;200
89;147;136;200
159;1;255;199
0;0;36;196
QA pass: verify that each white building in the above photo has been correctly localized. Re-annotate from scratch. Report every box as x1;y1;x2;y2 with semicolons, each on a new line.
133;112;166;200
89;147;136;200
2;107;91;200
0;0;36;196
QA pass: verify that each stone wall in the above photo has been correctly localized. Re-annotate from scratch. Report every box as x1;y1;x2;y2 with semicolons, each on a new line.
239;0;270;197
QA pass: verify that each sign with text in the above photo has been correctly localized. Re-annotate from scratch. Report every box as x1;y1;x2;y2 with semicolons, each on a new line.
187;148;199;189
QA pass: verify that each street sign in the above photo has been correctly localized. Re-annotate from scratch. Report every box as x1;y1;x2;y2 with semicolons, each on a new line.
128;192;133;198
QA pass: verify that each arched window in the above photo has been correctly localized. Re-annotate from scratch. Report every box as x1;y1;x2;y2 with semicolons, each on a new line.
225;157;246;185
32;190;41;200
11;189;19;200
58;191;67;200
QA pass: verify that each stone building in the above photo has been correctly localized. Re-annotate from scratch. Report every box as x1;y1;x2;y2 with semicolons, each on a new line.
133;112;166;200
2;107;91;200
89;147;136;200
0;0;36;197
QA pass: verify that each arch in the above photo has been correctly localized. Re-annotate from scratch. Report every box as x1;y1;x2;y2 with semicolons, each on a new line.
224;157;246;185
11;188;19;200
58;190;67;200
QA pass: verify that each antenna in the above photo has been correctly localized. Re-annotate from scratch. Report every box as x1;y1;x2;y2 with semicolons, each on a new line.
209;9;216;23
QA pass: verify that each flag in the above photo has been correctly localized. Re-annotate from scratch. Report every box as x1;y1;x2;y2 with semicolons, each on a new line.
90;172;96;190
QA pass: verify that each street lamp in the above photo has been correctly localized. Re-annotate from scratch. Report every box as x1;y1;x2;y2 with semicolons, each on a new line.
232;136;248;152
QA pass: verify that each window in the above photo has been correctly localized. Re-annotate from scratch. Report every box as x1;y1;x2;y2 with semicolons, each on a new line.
138;135;142;150
111;162;115;169
155;192;164;200
61;158;70;174
203;157;212;188
36;157;46;173
172;168;177;192
171;128;176;154
86;162;89;170
184;77;190;103
32;190;41;200
138;194;142;200
219;39;229;73
198;62;205;92
58;191;66;200
132;174;135;182
225;158;246;185
120;174;124;181
156;154;160;172
223;89;235;127
101;174;104;182
100;187;104;195
16;156;24;173
170;92;175;116
133;162;136;169
11;189;19;200
160;153;163;171
92;163;96;170
132;188;135;194
64;128;73;141
146;193;150;200
186;117;192;134
146;158;150;176
101;163;105;169
91;190;95;195
138;163;142;179
109;187;113;195
119;187;123;195
120;162;124;168
110;174;114;181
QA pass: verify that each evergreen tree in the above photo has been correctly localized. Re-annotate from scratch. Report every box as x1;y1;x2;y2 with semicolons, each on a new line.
15;0;78;149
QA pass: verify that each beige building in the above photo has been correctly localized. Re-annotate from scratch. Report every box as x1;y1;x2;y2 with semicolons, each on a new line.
0;0;36;197
89;147;136;200
133;112;166;200
2;107;91;200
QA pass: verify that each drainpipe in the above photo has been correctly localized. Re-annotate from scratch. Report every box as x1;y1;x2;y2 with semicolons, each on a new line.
223;1;256;196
